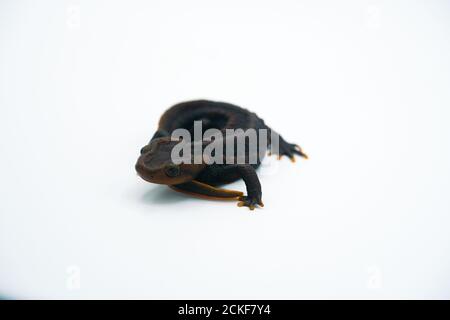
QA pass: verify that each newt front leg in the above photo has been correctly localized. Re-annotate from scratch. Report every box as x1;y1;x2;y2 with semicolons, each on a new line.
232;165;263;210
172;164;263;210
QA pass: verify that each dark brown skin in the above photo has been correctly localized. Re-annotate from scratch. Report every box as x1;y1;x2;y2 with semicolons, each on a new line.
135;100;307;210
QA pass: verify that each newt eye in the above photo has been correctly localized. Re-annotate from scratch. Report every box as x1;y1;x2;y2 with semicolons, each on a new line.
140;142;157;155
140;145;151;154
164;164;180;177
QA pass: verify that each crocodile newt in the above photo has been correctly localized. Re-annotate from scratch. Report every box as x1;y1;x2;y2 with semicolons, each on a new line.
135;100;307;210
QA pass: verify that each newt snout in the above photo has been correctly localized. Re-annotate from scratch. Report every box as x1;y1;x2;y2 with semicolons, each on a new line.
135;157;156;183
135;138;205;185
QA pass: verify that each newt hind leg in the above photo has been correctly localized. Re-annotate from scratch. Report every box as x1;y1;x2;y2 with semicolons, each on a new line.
278;140;308;162
269;133;308;162
170;180;243;200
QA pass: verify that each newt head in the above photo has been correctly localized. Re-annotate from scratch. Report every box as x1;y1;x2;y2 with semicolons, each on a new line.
135;137;205;185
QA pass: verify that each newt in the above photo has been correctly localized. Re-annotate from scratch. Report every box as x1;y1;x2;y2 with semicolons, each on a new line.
135;100;307;210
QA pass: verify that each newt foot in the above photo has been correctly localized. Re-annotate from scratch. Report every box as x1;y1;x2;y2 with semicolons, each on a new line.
237;195;264;210
273;142;308;162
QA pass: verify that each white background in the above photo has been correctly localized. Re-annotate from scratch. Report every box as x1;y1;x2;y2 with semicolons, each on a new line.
1;0;450;299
